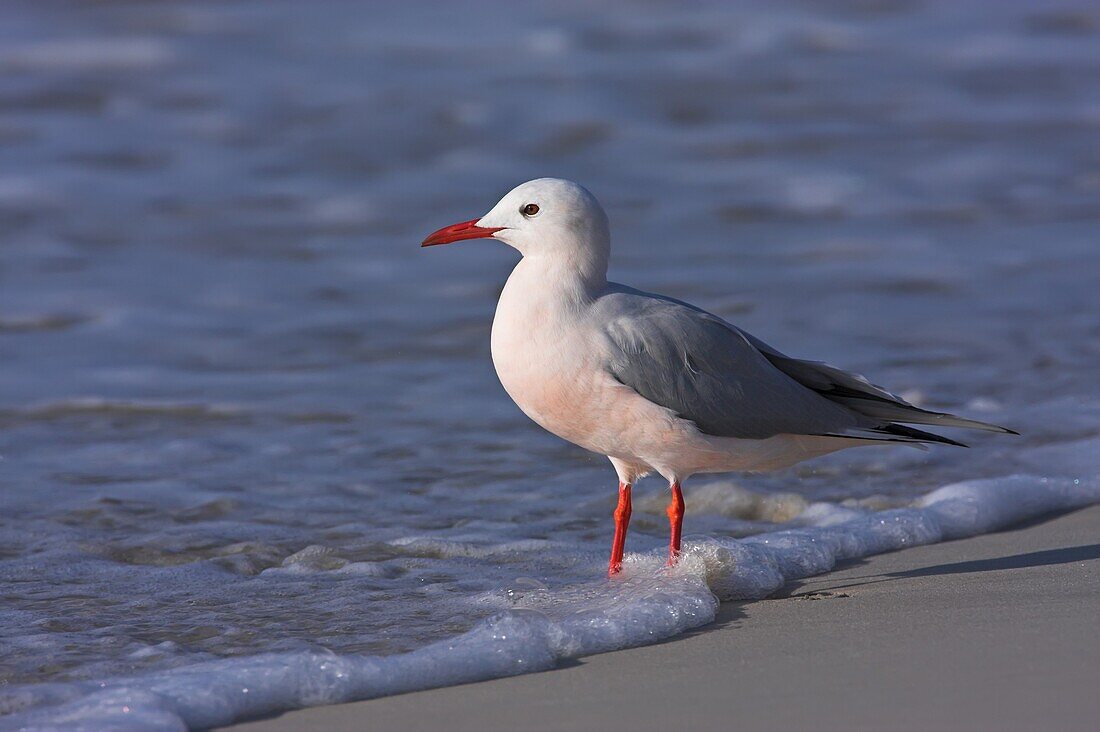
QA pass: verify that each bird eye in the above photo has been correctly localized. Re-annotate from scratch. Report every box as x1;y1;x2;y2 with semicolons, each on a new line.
521;203;540;217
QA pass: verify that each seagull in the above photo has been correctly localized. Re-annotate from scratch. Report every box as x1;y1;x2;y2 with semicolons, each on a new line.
421;178;1016;576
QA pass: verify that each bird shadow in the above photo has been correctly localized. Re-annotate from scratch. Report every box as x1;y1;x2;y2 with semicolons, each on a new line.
816;543;1100;594
885;542;1100;577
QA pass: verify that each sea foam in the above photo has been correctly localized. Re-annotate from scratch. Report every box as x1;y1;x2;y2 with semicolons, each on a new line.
2;474;1095;731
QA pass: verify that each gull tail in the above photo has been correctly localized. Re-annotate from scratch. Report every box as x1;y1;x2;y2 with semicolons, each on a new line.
737;329;1019;438
825;395;1017;435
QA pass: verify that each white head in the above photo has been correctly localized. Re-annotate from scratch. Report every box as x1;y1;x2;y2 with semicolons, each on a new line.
422;178;610;282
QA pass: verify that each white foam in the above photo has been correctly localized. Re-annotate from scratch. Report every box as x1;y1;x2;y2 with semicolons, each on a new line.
3;474;1095;731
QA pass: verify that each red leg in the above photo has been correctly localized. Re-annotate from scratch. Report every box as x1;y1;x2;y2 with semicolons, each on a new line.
666;481;685;566
608;482;632;576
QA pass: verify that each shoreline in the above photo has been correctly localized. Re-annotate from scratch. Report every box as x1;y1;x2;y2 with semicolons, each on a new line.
223;504;1100;732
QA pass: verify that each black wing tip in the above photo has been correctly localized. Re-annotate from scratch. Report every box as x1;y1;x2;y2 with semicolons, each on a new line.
883;423;969;447
925;412;1020;435
873;423;970;448
952;419;1020;436
818;424;969;448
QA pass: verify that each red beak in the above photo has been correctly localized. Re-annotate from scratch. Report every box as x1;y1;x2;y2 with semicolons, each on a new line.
421;219;503;247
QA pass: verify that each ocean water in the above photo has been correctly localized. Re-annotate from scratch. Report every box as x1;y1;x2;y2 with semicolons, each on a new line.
1;0;1098;728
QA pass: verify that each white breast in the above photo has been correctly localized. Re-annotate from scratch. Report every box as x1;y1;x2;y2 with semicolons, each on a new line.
490;260;687;476
490;259;605;449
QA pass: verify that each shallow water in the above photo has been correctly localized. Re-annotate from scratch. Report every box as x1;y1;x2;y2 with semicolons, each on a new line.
1;0;1098;726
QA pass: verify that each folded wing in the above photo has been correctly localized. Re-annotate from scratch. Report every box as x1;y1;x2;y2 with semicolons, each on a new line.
597;286;1013;446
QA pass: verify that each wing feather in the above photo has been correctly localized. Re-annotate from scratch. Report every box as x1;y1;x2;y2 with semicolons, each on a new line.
597;288;864;439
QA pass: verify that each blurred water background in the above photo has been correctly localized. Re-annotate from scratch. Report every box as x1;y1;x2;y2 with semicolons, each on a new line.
1;0;1098;703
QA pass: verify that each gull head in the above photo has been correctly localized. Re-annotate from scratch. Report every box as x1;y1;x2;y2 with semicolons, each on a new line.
422;178;610;277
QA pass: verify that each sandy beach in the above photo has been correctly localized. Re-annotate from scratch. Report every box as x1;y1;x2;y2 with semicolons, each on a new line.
223;504;1100;732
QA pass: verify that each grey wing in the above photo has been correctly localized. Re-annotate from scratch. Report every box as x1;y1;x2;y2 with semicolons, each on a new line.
598;292;866;440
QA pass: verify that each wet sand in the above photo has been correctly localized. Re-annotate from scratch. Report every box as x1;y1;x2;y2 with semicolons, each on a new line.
223;504;1100;732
